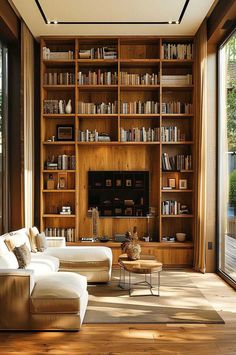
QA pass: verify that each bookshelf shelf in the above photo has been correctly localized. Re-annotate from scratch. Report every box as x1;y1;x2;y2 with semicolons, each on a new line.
42;190;76;193
42;214;76;218
43;85;76;90
161;215;194;218
78;85;118;91
40;36;195;266
161;189;193;193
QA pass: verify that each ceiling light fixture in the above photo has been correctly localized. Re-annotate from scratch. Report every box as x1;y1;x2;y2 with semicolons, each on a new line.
168;21;172;24
47;20;51;24
175;21;179;24
54;20;58;24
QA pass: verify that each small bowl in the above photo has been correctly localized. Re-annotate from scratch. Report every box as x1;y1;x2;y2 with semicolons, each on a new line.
176;233;186;242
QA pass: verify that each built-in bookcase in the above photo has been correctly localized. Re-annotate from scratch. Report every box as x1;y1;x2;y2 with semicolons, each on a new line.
40;36;195;265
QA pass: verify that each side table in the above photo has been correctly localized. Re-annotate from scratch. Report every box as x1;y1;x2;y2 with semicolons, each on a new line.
118;254;162;297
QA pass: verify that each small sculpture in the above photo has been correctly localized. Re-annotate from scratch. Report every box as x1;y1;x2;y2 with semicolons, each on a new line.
121;227;141;261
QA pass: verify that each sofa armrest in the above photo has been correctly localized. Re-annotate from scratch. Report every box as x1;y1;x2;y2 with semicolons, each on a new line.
0;269;34;329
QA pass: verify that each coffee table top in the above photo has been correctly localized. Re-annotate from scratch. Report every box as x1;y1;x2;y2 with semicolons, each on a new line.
118;254;162;274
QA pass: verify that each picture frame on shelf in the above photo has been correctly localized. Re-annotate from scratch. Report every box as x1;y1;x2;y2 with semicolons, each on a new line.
125;179;132;187
168;178;176;189
57;124;74;141
57;172;67;190
179;179;187;190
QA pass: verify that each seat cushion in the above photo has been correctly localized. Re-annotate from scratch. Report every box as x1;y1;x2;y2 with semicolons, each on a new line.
27;253;59;275
30;272;87;314
44;246;112;264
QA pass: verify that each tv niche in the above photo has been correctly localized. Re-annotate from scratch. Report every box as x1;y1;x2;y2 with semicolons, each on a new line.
88;171;149;217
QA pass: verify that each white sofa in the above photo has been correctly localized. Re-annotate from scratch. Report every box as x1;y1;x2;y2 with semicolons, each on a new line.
0;228;112;330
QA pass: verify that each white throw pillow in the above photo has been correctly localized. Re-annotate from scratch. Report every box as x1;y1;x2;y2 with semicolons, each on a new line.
0;251;19;269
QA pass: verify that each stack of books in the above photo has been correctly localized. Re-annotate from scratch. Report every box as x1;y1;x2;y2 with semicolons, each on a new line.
161;74;192;86
120;72;159;85
78;101;118;114
45;155;76;170
120;127;160;142
45;227;75;242
121;101;160;114
44;72;75;85
161;101;193;114
43;47;74;60
78;70;118;85
79;47;117;59
162;43;193;60
162;153;192;171
162;200;181;215
78;130;111;142
161;126;185;142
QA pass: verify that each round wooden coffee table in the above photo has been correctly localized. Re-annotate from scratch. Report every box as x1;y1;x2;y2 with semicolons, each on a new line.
118;254;162;297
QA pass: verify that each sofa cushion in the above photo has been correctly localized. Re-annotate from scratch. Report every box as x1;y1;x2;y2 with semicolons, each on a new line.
26;254;59;276
30;272;87;314
35;232;48;252
0;250;19;269
4;229;31;252
29;227;39;253
13;243;31;269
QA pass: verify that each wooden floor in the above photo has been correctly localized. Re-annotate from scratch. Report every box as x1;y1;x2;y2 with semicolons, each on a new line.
0;271;236;355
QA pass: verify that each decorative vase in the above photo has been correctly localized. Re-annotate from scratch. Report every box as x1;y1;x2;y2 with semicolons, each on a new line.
125;242;141;261
65;99;72;114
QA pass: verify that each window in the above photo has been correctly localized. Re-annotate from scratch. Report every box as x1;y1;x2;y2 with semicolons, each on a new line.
0;41;9;234
218;31;236;284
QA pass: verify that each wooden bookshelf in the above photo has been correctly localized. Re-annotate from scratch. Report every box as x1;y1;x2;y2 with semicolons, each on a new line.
40;36;195;266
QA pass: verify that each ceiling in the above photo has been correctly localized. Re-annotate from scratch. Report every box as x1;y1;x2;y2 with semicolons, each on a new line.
10;0;216;38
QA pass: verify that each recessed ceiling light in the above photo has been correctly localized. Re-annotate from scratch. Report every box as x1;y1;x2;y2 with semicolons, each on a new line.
54;20;58;24
175;20;179;24
168;21;172;24
47;20;51;24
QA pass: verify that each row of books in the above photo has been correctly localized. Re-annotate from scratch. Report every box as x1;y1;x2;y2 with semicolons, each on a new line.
79;47;117;59
162;153;192;171
120;72;159;86
161;74;192;85
78;101;118;114
162;102;193;114
44;72;75;85
162;201;186;215
43;100;73;114
45;155;76;170
161;126;186;142
43;47;74;60
78;130;111;142
78;71;118;85
121;101;160;114
162;43;193;60
45;228;76;242
120;127;160;142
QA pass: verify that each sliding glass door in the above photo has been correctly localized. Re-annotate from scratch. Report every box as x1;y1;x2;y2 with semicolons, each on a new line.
218;31;236;284
0;41;9;234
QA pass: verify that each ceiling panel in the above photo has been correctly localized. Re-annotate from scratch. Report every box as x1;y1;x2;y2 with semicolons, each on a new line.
40;0;184;23
10;0;216;38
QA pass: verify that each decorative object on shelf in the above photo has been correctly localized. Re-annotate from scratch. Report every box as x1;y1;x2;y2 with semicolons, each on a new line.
91;207;99;238
179;179;188;190
161;236;176;242
99;236;110;243
59;99;65;114
60;206;72;215
176;233;186;242
65;99;72;114
168;178;176;188
57;172;67;190
125;179;132;187
46;174;55;190
57;124;74;141
179;205;189;214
